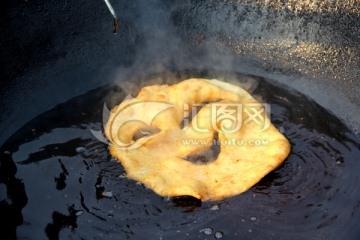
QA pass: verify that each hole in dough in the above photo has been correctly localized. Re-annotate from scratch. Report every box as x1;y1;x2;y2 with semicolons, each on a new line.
182;133;220;165
132;127;161;141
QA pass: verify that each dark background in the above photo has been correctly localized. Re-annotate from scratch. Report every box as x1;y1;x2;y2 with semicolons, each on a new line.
0;0;359;239
1;0;359;145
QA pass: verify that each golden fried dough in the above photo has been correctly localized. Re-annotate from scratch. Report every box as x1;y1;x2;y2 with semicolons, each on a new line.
105;78;291;201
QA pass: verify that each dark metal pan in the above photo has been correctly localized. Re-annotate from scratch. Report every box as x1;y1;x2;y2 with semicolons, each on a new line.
1;0;359;239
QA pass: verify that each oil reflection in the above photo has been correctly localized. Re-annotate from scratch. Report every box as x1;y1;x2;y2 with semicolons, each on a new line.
0;153;28;240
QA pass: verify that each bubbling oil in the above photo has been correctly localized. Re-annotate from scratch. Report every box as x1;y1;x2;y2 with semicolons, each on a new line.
1;71;360;239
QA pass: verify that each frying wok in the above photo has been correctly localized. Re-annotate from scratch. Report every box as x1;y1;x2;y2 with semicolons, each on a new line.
0;0;359;239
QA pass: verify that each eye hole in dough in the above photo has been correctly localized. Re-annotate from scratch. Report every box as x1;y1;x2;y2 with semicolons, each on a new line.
182;132;220;165
132;127;161;141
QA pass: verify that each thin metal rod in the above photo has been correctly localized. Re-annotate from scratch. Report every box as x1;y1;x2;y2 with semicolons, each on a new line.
103;0;117;19
103;0;119;33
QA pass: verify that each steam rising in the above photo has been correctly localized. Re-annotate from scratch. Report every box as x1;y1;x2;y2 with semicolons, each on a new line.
111;0;259;97
107;0;359;134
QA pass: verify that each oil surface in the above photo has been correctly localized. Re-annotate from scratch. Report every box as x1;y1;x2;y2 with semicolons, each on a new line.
1;72;360;240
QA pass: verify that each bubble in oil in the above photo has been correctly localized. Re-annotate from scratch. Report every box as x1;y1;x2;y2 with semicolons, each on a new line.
214;231;224;239
199;227;213;235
